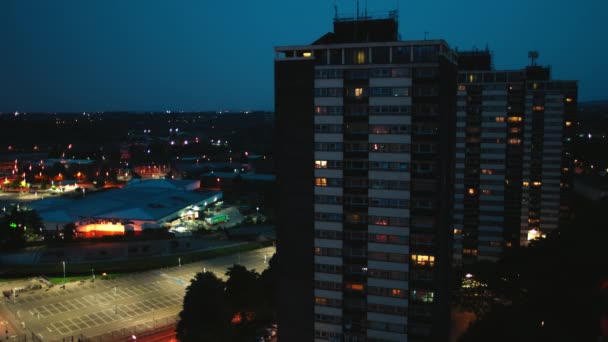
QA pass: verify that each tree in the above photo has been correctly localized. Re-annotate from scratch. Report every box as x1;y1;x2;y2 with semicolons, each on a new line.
259;254;278;310
224;264;268;340
177;258;279;341
177;272;231;342
459;195;608;341
225;264;262;312
62;223;76;241
0;206;44;249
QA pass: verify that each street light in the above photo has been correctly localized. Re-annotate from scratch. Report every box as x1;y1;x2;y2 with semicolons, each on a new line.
62;261;66;288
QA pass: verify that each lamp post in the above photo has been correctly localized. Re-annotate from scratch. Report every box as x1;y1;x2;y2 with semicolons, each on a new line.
62;261;66;288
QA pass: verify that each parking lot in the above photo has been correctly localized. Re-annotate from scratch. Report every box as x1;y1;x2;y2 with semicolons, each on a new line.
0;246;275;341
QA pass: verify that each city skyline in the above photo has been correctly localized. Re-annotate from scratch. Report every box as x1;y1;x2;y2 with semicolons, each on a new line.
1;0;606;112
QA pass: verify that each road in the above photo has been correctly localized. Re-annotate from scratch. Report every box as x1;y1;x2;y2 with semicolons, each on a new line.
0;246;275;342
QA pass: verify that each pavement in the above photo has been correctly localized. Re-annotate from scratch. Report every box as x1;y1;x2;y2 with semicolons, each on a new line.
0;246;275;342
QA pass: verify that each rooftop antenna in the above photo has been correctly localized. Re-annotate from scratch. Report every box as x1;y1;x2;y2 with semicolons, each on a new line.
365;0;368;18
528;51;539;66
334;0;338;20
356;0;360;20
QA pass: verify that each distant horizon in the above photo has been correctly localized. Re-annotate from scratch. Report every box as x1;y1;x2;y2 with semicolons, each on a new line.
2;98;608;115
0;109;274;114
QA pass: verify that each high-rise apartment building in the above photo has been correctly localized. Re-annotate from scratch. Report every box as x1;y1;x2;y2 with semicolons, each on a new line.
275;12;456;341
453;50;577;265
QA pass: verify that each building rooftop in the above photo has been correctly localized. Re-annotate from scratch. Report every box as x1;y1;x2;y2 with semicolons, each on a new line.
29;180;221;224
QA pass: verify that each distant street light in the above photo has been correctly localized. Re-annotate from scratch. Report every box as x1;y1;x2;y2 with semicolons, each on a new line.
62;261;66;288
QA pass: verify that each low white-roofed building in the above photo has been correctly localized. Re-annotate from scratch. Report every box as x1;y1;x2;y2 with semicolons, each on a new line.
28;179;221;237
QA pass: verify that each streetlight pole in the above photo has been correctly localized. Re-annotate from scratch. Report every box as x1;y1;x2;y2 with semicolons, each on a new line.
91;268;95;282
62;261;66;289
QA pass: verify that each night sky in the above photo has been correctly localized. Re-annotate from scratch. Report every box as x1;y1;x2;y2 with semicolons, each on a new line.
1;0;606;112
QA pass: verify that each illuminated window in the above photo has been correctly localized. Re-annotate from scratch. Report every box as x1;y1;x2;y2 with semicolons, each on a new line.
481;169;493;175
495;116;505;122
532;105;544;111
355;87;364;97
463;249;478;256
391;289;403;297
374;234;388;243
315;178;327;187
507;116;522;122
565;121;572;127
522;181;529;187
533;83;538;89
527;229;540;241
356;50;366;64
566;97;573;103
481;189;492;195
508;138;521;145
453;228;462;235
315;297;328;305
468;188;476;195
314;247;321;255
315;160;327;169
532;181;542;186
303;51;312;58
458;85;466;91
411;254;435;267
509;127;522;133
347;283;364;291
412;290;434;303
468;74;475;83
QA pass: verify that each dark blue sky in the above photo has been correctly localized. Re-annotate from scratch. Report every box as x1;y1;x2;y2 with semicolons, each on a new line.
1;0;606;112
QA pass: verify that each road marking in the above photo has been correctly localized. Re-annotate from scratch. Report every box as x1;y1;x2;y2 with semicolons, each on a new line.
46;327;52;332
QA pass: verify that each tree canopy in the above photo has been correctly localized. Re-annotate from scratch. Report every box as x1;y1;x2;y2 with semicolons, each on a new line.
459;195;608;341
177;272;231;342
0;206;44;250
177;255;278;341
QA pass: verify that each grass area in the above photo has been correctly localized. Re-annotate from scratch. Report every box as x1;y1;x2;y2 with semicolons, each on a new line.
47;273;126;285
0;241;264;278
0;278;25;284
